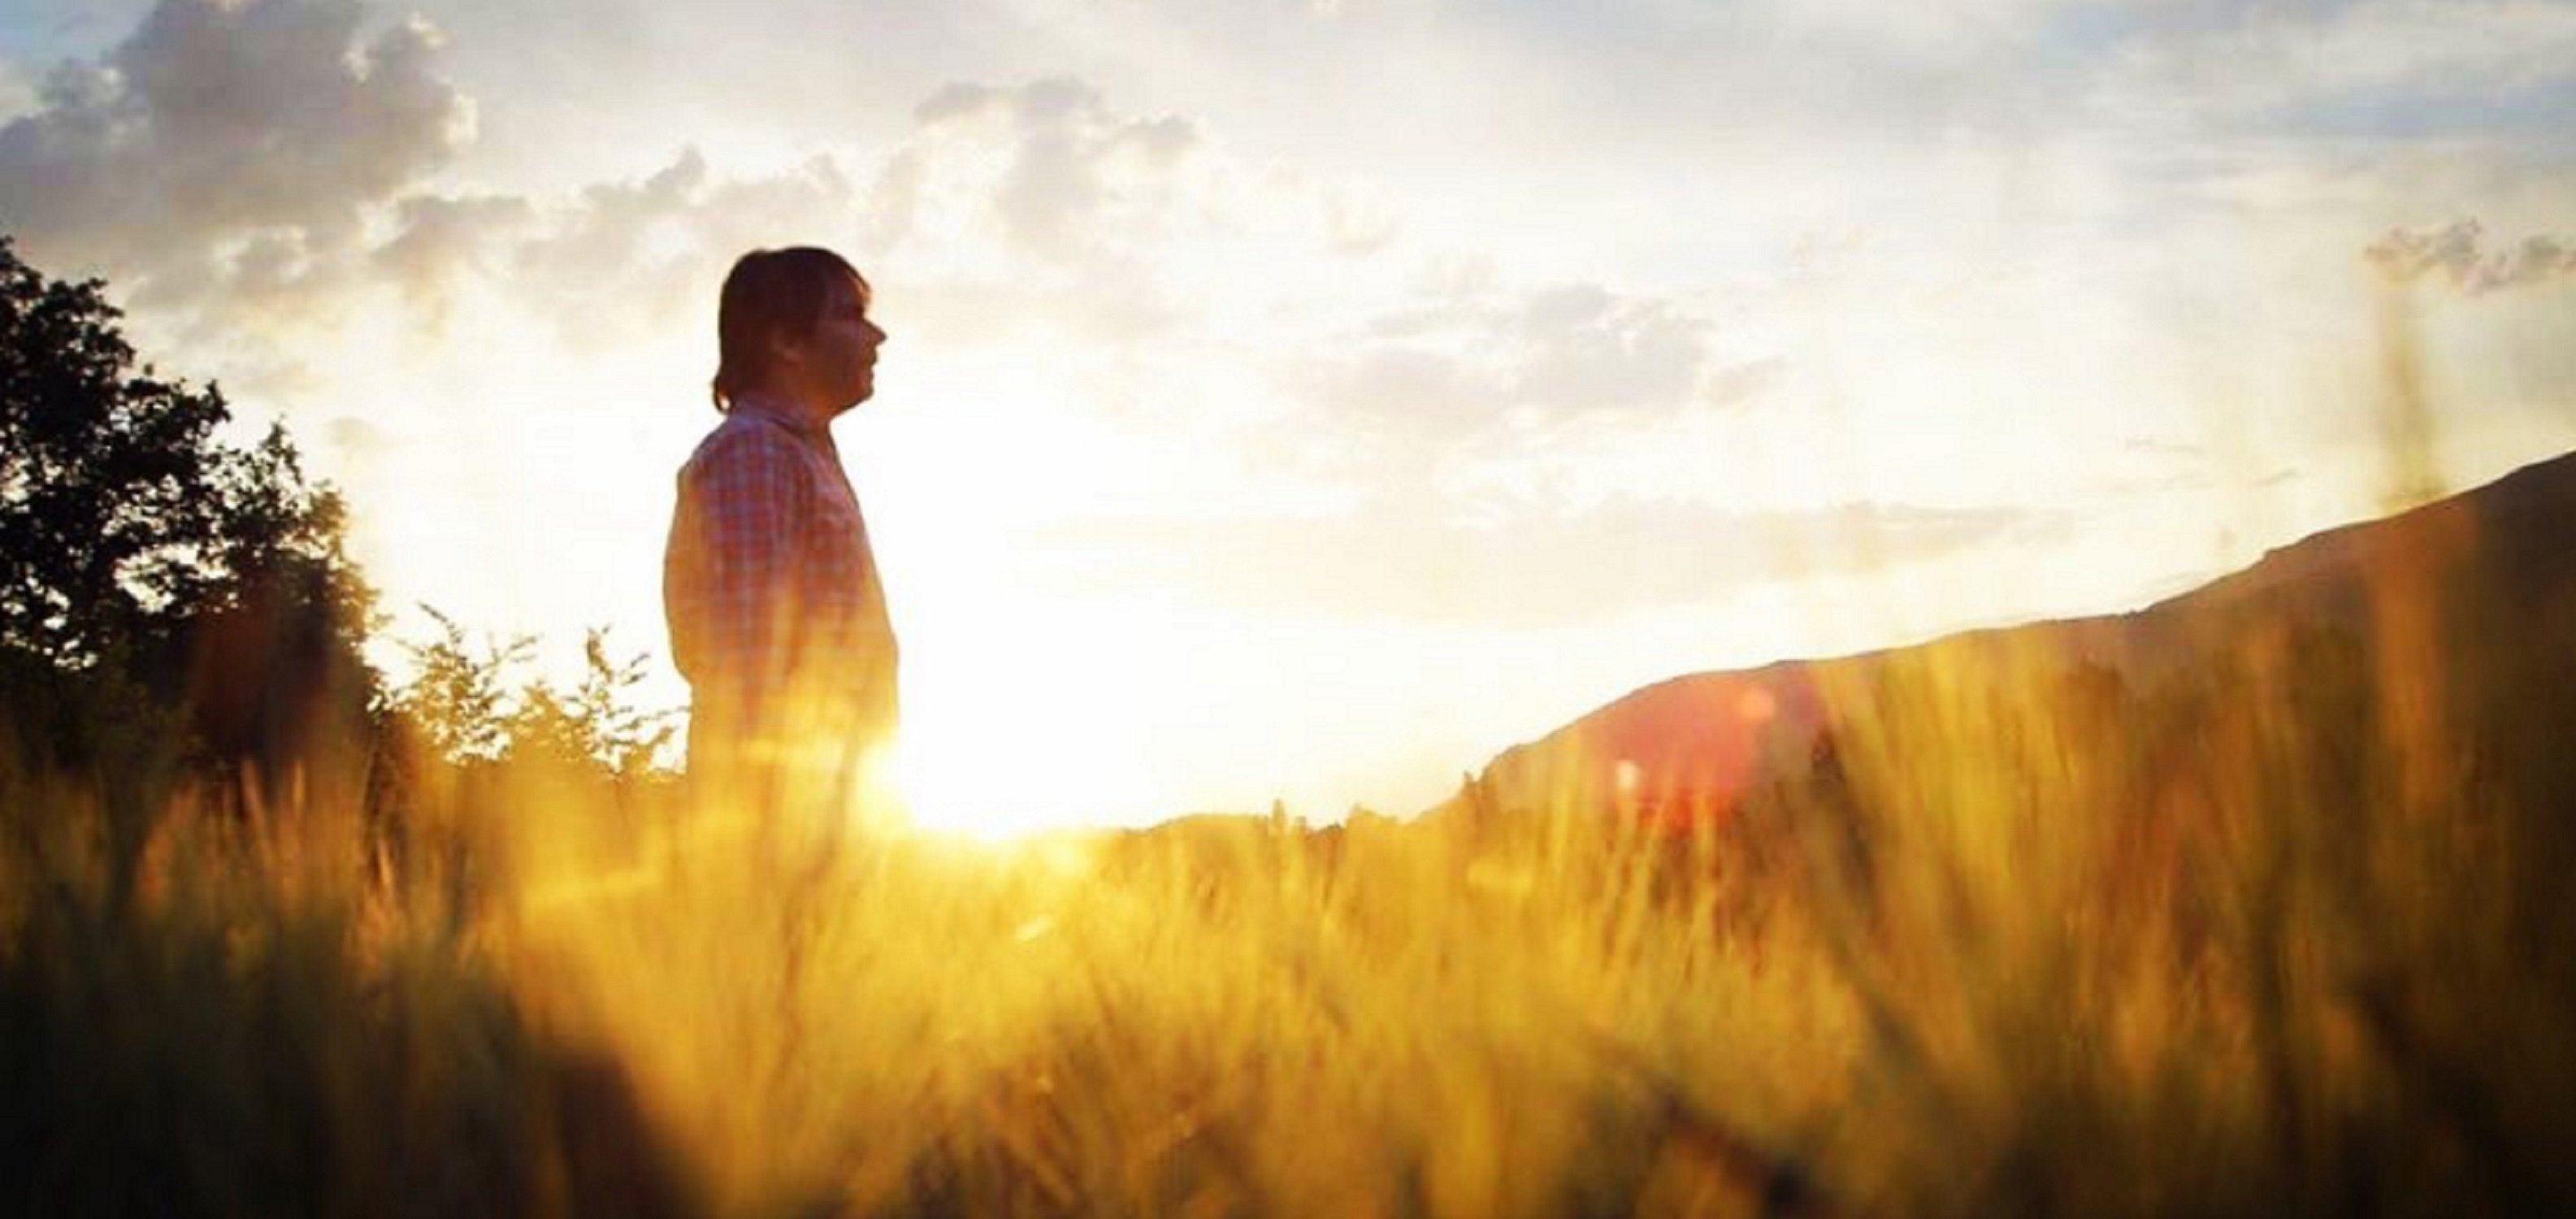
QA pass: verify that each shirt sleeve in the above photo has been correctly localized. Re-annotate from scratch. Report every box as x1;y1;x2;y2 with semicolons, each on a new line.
666;427;809;721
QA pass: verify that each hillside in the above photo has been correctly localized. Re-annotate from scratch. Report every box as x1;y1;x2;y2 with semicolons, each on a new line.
1445;448;2576;831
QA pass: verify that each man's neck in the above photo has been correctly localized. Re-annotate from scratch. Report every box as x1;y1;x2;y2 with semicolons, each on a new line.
734;387;833;436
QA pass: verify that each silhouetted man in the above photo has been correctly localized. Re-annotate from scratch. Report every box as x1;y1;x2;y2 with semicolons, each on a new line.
663;247;897;818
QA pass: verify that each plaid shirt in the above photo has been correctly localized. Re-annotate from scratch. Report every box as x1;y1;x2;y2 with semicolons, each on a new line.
663;393;897;770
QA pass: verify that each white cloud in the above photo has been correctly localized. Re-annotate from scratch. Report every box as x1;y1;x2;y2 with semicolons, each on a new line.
0;53;37;119
883;77;1206;265
1034;490;2062;628
1302;280;1747;455
379;0;1012;192
0;0;473;306
2093;0;2576;134
371;191;531;301
1746;0;2101;66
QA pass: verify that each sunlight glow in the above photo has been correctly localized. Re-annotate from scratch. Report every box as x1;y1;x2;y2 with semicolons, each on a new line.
887;597;1179;838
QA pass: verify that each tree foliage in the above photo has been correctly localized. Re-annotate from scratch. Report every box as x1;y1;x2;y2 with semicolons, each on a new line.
0;233;374;690
391;609;675;779
393;605;533;766
509;627;678;781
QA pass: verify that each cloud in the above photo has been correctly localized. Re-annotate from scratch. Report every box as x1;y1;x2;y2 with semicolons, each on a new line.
1507;285;1720;413
275;140;852;353
2366;219;2576;295
1036;492;2059;628
875;76;1207;264
514;149;710;282
1748;0;2090;67
0;19;1375;393
2094;0;2576;139
323;414;388;461
0;0;473;304
0;0;858;365
1304;281;1759;448
848;72;1432;371
502;149;862;350
371;192;534;301
0;54;37;119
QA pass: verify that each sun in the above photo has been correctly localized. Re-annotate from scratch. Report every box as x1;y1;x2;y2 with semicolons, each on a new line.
849;352;1217;839
875;593;1178;839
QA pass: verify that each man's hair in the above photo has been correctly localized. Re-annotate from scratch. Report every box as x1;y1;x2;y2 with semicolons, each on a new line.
711;246;869;412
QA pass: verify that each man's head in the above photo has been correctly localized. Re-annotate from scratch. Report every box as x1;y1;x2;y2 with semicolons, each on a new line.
711;246;888;418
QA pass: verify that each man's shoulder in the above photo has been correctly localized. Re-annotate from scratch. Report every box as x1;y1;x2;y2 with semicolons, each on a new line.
682;411;809;479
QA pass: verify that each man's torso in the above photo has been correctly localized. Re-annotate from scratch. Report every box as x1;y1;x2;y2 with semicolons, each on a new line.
663;399;897;767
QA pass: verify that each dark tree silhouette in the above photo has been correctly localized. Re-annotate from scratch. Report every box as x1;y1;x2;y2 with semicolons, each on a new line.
1;235;376;908
2;236;234;667
1;233;369;681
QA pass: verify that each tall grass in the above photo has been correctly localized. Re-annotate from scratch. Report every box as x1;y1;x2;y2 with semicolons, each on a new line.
5;491;2573;1217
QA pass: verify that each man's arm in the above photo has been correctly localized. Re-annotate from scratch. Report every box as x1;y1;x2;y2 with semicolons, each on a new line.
668;428;809;729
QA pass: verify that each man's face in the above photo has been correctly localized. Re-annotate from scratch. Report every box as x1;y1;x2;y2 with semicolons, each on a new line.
777;274;888;416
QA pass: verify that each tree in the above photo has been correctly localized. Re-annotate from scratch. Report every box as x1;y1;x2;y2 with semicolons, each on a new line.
3;235;231;667
392;605;531;766
2;233;378;895
388;612;676;780
0;232;373;686
506;627;677;782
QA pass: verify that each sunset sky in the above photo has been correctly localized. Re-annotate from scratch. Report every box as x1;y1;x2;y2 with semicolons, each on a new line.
5;0;2573;832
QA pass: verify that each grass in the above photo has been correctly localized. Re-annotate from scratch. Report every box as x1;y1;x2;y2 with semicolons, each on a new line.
4;514;2574;1217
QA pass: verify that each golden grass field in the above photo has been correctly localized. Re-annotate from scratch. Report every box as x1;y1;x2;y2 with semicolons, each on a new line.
7;472;2574;1219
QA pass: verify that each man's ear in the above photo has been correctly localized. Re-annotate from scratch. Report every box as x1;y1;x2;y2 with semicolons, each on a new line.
764;323;807;371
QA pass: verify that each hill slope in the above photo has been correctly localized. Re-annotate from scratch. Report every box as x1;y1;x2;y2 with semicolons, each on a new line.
1445;448;2576;830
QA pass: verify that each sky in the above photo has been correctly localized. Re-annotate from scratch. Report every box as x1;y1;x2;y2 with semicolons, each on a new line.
3;0;2573;833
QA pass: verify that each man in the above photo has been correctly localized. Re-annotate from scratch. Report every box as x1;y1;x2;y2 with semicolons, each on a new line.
663;246;896;814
